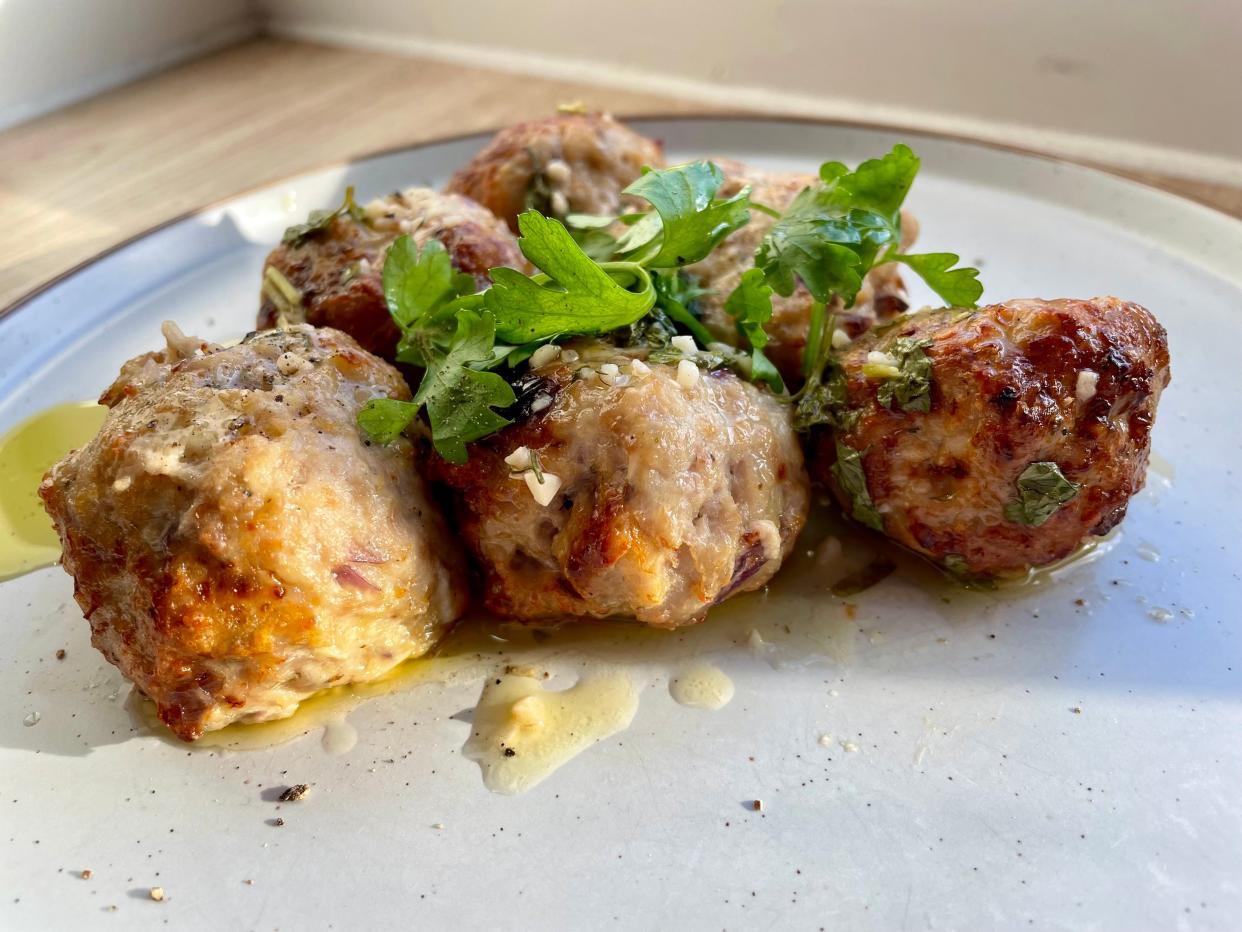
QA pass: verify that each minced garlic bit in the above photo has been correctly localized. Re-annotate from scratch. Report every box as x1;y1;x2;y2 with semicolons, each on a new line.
550;191;570;216
530;394;553;413
111;475;132;493
530;344;561;369
276;352;305;376
629;358;650;377
818;734;833;748
149;887;165;902
358;257;372;275
866;350;897;367
676;358;700;389
670;334;698;355
577;366;597;382
524;470;563;507
504;446;533;470
432;822;445;830
1076;369;1099;403
831;328;852;349
544;159;572;186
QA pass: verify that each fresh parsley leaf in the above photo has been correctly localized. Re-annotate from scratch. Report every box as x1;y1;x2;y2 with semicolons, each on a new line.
830;439;884;531
486;211;655;343
383;237;475;331
724;269;785;393
282;186;365;245
895;252;983;308
1003;462;1080;527
819;144;919;219
872;337;934;412
617;161;751;268
358;398;419;445
413;310;517;464
757;145;922;307
753;186;870;304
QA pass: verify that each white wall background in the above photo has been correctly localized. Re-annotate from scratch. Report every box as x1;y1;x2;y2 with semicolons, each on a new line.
3;0;1239;184
0;0;257;130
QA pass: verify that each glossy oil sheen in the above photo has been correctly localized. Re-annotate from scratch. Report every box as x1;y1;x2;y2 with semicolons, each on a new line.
0;402;105;581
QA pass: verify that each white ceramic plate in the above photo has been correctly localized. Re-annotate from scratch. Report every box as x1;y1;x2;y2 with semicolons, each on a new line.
2;118;1239;931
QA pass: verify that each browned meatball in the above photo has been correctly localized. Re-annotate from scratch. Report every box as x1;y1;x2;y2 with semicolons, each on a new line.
445;112;664;230
430;340;809;627
40;324;468;740
258;187;526;358
812;297;1170;577
688;158;917;383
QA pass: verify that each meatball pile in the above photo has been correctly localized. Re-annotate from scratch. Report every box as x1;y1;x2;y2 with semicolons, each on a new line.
814;298;1170;576
40;324;467;739
42;113;1172;739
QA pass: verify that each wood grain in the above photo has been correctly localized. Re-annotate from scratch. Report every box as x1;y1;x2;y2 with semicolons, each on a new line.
1;37;1239;312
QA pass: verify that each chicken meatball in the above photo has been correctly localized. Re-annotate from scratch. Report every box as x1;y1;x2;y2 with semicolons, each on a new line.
445;112;664;229
431;342;809;626
40;323;468;740
688;158;917;383
258;187;526;358
812;297;1170;577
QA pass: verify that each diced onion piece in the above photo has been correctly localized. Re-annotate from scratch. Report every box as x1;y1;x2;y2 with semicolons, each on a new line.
599;362;620;376
629;359;650;377
676;358;700;389
560;349;580;363
504;446;533;470
529;344;561;369
1076;369;1099;402
550;191;569;216
831;328;851;349
670;335;698;355
524;470;563;507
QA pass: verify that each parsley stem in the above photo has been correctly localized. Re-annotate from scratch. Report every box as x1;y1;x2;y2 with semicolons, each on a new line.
749;200;782;219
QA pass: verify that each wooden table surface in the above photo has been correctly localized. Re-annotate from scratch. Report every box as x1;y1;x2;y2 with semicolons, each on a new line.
2;37;1239;313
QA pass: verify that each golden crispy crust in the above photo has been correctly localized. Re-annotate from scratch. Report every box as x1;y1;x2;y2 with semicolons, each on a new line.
41;325;468;739
813;297;1170;576
444;113;663;230
257;188;526;358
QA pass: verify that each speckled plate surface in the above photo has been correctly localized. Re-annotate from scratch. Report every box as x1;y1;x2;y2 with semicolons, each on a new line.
2;118;1240;931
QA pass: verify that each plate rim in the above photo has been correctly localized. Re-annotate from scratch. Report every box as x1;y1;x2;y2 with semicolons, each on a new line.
4;110;1240;324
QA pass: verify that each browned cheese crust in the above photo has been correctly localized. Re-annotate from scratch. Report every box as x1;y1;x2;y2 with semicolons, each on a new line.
40;324;468;740
258;188;526;358
688;158;917;383
444;112;664;230
431;341;809;627
814;298;1170;576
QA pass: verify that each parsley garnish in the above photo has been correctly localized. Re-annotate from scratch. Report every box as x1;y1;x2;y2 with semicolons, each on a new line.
486;211;654;343
830;439;884;531
1003;462;1080;526
357;236;515;462
724;269;785;393
282;186;365;246
873;337;934;412
616;161;751;267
